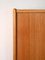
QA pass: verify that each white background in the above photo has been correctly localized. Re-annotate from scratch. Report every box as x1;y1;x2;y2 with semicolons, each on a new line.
0;0;45;60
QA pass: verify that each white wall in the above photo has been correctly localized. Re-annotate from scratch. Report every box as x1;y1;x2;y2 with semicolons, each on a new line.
0;0;45;60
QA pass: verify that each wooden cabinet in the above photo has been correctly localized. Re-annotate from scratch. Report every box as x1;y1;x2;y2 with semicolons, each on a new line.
13;9;45;60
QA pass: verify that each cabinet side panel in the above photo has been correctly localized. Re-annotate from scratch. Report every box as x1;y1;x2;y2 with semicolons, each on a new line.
13;9;17;60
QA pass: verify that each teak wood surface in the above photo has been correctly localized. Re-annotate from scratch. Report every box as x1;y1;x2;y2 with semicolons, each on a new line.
13;9;45;60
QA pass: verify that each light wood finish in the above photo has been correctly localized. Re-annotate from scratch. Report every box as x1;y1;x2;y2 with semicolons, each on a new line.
17;10;45;13
13;9;17;60
17;13;30;60
13;9;45;60
29;13;45;60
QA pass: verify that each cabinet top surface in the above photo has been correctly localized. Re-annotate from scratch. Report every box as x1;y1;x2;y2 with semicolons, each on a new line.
13;8;45;13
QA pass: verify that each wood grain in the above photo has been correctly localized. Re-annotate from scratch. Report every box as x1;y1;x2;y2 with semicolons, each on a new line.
29;13;45;60
17;12;45;60
13;9;45;60
17;13;30;60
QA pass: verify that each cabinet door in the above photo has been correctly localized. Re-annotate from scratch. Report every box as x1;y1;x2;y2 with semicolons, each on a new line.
14;10;45;60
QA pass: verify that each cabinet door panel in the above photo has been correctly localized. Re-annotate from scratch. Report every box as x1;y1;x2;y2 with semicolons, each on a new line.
16;12;45;60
